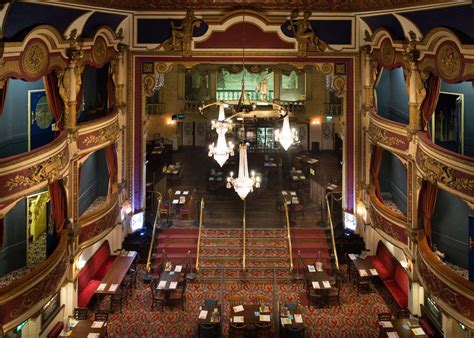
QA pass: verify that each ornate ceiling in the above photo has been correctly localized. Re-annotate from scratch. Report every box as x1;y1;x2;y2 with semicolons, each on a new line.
64;0;453;12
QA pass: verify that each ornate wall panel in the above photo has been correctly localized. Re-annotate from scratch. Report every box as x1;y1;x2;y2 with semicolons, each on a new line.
417;132;474;203
368;111;409;155
0;132;69;206
369;188;409;246
76;112;120;155
78;197;119;247
0;231;68;333
418;235;474;327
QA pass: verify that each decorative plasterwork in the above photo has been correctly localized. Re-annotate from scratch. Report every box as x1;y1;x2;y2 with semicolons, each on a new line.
0;232;68;333
417;133;474;203
434;41;463;81
368;112;409;154
78;199;119;246
0;132;70;203
369;202;409;246
76;112;120;154
417;235;474;328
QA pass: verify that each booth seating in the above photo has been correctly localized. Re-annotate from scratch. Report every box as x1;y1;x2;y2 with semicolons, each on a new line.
78;241;116;307
419;318;436;337
47;322;64;338
367;241;408;309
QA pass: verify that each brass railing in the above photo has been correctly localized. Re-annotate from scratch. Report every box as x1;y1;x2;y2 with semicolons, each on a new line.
242;199;247;272
325;192;340;270
195;198;205;272
283;200;294;272
146;192;162;273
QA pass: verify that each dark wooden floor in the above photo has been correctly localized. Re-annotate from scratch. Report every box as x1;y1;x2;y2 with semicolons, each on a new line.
147;146;341;229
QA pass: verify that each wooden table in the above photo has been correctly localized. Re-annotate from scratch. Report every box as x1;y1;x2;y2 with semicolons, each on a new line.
157;269;181;291
96;251;137;295
380;319;428;338
306;266;333;289
280;309;304;334
60;320;107;337
351;256;379;278
281;191;299;205
198;304;221;325
230;304;271;325
170;189;192;206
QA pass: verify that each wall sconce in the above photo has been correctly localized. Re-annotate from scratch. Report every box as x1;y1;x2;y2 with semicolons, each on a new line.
167;119;175;126
356;202;367;222
311;117;321;125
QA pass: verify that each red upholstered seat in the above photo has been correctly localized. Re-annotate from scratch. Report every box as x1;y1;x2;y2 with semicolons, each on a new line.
367;255;392;281
77;241;115;307
47;321;64;338
383;279;407;309
419;319;436;337
374;242;397;279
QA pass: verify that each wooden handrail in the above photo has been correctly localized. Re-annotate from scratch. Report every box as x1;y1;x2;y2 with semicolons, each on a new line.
325;192;339;270
242;199;246;272
195;198;205;272
283;200;293;272
146;192;162;273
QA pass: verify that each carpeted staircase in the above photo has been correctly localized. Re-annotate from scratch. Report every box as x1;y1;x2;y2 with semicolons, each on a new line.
290;228;333;274
197;228;292;282
154;229;198;269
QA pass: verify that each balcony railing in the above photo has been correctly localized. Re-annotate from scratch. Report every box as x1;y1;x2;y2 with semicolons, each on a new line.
0;231;68;333
369;110;409;154
417;233;474;325
76;111;119;155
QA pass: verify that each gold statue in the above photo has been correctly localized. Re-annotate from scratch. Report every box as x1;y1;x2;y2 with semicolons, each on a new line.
288;10;328;55
160;9;203;55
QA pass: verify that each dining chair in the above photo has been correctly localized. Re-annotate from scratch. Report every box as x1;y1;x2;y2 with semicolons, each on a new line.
121;275;133;300
286;326;305;338
168;283;186;310
73;307;88;320
94;309;109;322
355;274;371;294
255;322;272;338
344;253;356;282
229;295;244;307
111;287;126;313
198;323;219;338
378;312;393;321
127;266;139;289
179;196;194;220
285;302;298;311
326;277;341;308
150;279;165;311
228;323;246;338
204;298;219;309
396;309;410;319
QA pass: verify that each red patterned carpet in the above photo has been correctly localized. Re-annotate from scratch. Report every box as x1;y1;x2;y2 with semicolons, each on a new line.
95;265;398;338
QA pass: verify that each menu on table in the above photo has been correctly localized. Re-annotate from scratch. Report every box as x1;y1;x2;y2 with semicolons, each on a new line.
174;265;182;272
369;269;378;275
233;305;244;313
300;176;306;179
87;334;100;338
307;265;316;272
379;321;393;328
172;199;179;204
233;316;244;323
292;176;298;180
209;177;215;181
294;314;303;323
179;196;186;204
386;332;399;338
109;284;118;292
359;269;368;277
259;314;271;322
312;281;320;289
348;254;357;260
169;282;177;289
157;281;167;289
411;328;426;335
91;321;104;329
322;281;331;289
282;191;287;195
97;283;106;291
198;310;208;319
292;197;299;204
175;190;181;195
290;191;297;196
281;318;292;326
183;191;189;195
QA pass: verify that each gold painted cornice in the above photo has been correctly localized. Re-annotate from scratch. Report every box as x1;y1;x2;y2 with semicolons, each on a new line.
368;111;409;156
76;111;120;155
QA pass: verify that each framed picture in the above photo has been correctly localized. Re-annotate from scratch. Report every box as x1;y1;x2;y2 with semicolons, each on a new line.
28;89;54;151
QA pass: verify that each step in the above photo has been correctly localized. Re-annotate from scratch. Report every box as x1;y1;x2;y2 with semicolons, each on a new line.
200;238;243;247
246;247;288;257
290;231;326;239
161;229;199;235
158;233;199;240
156;242;198;250
246;260;289;268
246;238;286;246
200;247;243;256
199;259;242;268
291;241;328;249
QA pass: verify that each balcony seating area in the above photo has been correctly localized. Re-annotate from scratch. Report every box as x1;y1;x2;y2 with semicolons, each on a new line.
77;241;116;307
367;241;408;309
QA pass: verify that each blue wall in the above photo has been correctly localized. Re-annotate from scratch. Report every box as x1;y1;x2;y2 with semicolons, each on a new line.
0;79;44;158
78;149;109;215
432;189;469;269
0;199;26;277
379;151;407;215
376;68;409;124
78;65;109;123
439;81;474;157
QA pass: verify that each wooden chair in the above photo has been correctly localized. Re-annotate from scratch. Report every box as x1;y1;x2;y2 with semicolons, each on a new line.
111;288;126;313
253;294;271;305
179;196;194;220
150;279;165;311
326;277;341;308
73;307;88;320
378;312;392;321
397;309;410;319
121;275;133;300
355;274;371;294
286;326;306;338
306;277;326;308
345;253;356;282
198;324;219;338
255;322;272;338
168;282;186;310
94;310;109;322
229;295;244;307
228;323;246;338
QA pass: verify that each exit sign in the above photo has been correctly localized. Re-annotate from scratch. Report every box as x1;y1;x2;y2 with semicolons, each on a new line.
172;114;185;120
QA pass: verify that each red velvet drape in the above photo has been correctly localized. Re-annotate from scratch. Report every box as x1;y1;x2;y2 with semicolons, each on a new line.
105;143;118;184
370;145;384;200
44;73;64;130
0;79;9;117
48;180;67;233
420;181;438;247
107;65;115;111
421;74;441;136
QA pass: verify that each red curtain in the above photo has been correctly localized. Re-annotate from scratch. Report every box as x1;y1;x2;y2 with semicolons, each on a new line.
421;74;441;136
370;145;384;200
105;143;118;184
420;180;438;247
49;180;68;233
107;64;115;111
44;73;64;130
0;79;9;117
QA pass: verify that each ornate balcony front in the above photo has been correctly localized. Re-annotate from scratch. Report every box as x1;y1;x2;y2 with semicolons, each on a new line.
416;132;474;204
369;111;409;155
76;111;120;156
0;231;68;333
0;131;69;209
417;234;474;328
369;187;409;247
78;195;119;248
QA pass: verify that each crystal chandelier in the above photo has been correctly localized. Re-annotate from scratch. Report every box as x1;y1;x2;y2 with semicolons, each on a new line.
226;144;260;200
207;105;234;167
275;114;299;151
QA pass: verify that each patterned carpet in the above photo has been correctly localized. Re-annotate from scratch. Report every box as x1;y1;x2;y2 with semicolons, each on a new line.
96;265;398;338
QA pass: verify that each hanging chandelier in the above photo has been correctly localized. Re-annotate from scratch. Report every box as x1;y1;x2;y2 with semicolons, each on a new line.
226;143;260;200
207;105;234;167
275;114;299;150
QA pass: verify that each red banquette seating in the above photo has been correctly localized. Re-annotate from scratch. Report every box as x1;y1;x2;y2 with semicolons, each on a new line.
77;240;116;307
368;241;409;309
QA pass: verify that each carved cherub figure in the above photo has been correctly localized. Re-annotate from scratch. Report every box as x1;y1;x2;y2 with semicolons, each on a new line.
288;10;327;53
161;9;202;53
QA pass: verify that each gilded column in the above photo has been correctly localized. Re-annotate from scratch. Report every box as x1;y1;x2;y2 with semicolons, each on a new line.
59;46;83;131
361;45;373;110
113;43;126;111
